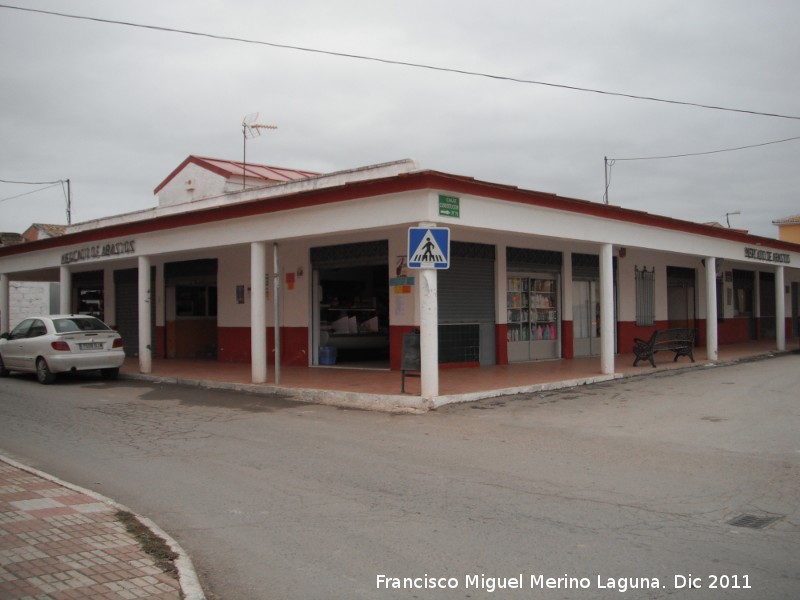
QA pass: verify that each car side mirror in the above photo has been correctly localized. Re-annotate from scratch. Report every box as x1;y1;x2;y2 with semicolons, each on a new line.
0;333;8;340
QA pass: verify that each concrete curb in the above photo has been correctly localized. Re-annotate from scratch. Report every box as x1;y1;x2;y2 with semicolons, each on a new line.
122;371;433;413
0;453;206;600
121;349;795;413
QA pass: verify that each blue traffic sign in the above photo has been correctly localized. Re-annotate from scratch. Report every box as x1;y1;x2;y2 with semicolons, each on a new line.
408;227;450;269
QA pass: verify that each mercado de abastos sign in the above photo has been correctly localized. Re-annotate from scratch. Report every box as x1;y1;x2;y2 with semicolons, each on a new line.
61;240;136;265
743;246;791;264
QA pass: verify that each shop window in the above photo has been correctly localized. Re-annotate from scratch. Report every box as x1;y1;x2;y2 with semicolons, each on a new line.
77;288;104;319
176;285;217;317
635;266;655;326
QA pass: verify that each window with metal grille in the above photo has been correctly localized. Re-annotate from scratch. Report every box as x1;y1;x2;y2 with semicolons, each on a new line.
635;266;655;326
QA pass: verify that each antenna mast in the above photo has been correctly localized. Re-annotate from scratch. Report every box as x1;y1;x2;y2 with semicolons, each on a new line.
241;113;278;190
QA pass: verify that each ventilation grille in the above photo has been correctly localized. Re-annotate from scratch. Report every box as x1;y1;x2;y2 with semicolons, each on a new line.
726;514;781;529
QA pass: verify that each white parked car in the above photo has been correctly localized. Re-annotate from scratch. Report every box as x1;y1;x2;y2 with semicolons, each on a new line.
0;315;125;384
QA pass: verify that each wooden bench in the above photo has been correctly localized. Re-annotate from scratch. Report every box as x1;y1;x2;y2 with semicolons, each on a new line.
632;328;696;367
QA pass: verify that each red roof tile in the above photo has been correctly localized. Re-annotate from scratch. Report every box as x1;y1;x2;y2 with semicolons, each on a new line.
153;155;319;195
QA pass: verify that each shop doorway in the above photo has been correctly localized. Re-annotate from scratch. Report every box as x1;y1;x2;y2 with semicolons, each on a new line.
667;267;696;330
759;272;776;339
114;268;157;358
73;270;104;320
311;241;389;367
733;270;756;340
507;273;559;361
572;279;600;357
164;259;218;359
439;242;496;366
792;282;799;338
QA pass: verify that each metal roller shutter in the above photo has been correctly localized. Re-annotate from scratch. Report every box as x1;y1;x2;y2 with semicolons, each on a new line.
114;268;156;358
438;242;496;365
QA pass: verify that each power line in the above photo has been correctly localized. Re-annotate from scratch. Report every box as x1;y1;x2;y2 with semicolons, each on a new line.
603;134;800;204
0;177;62;185
0;182;62;204
609;134;800;162
1;3;799;121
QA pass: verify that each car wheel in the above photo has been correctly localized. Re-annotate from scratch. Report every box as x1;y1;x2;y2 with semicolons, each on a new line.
101;367;119;380
0;355;9;377
36;357;56;384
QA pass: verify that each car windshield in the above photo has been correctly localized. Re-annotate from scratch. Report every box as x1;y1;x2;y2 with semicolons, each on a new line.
53;317;111;333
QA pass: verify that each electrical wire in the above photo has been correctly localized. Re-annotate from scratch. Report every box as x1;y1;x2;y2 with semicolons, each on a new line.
1;3;799;121
0;178;62;185
0;182;62;204
602;134;800;204
609;134;800;162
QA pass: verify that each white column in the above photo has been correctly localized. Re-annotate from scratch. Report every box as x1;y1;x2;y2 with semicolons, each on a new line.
251;242;267;383
273;242;281;385
705;256;718;361
138;255;152;373
59;266;72;314
775;266;785;351
599;243;615;374
0;273;9;334
419;268;439;399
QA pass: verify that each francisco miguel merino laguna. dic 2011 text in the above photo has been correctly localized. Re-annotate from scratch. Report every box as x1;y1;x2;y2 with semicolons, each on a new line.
376;573;752;593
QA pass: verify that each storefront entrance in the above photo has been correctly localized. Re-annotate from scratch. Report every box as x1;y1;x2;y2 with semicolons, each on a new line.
667;267;696;330
114;268;156;358
572;279;601;357
73;270;104;320
311;241;389;367
506;273;560;361
165;259;218;359
733;269;756;340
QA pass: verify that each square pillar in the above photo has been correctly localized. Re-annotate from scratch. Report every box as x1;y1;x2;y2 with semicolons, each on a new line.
251;242;268;383
705;256;718;361
599;243;615;374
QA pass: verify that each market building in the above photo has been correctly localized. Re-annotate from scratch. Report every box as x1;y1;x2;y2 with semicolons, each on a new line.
1;156;798;406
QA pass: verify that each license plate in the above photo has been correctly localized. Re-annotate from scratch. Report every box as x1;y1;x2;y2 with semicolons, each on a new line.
79;342;103;350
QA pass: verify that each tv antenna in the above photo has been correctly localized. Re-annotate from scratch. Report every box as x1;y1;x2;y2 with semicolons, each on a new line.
241;113;277;190
725;211;741;228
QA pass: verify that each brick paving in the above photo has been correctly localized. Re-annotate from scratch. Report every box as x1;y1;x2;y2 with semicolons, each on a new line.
0;461;181;600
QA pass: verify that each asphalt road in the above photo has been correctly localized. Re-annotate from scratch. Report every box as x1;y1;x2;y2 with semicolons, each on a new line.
1;355;799;599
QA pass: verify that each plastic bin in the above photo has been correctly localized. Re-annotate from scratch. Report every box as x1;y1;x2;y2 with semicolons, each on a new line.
319;346;337;365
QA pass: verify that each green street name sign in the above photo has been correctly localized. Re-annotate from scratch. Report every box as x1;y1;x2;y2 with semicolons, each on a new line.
438;194;460;218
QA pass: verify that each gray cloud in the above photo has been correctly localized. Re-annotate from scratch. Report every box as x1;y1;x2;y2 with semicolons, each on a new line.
1;0;798;237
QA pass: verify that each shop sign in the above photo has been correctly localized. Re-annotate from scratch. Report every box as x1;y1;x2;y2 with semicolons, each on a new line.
438;194;460;218
744;247;790;264
61;240;136;265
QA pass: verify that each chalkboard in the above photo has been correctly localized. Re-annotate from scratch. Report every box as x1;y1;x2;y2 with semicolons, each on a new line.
402;332;420;371
401;331;420;393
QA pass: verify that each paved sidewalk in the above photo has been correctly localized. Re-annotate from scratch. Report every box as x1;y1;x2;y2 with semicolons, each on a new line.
0;459;183;599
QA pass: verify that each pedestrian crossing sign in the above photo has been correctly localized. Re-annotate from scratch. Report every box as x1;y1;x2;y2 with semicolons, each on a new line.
408;227;450;269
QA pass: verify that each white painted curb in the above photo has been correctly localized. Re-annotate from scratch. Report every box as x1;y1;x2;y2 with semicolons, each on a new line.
0;454;206;600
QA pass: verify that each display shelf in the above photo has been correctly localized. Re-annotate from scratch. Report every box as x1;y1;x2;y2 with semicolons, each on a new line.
506;274;560;359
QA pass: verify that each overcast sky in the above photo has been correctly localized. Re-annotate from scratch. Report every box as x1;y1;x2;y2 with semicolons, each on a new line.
1;1;799;238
